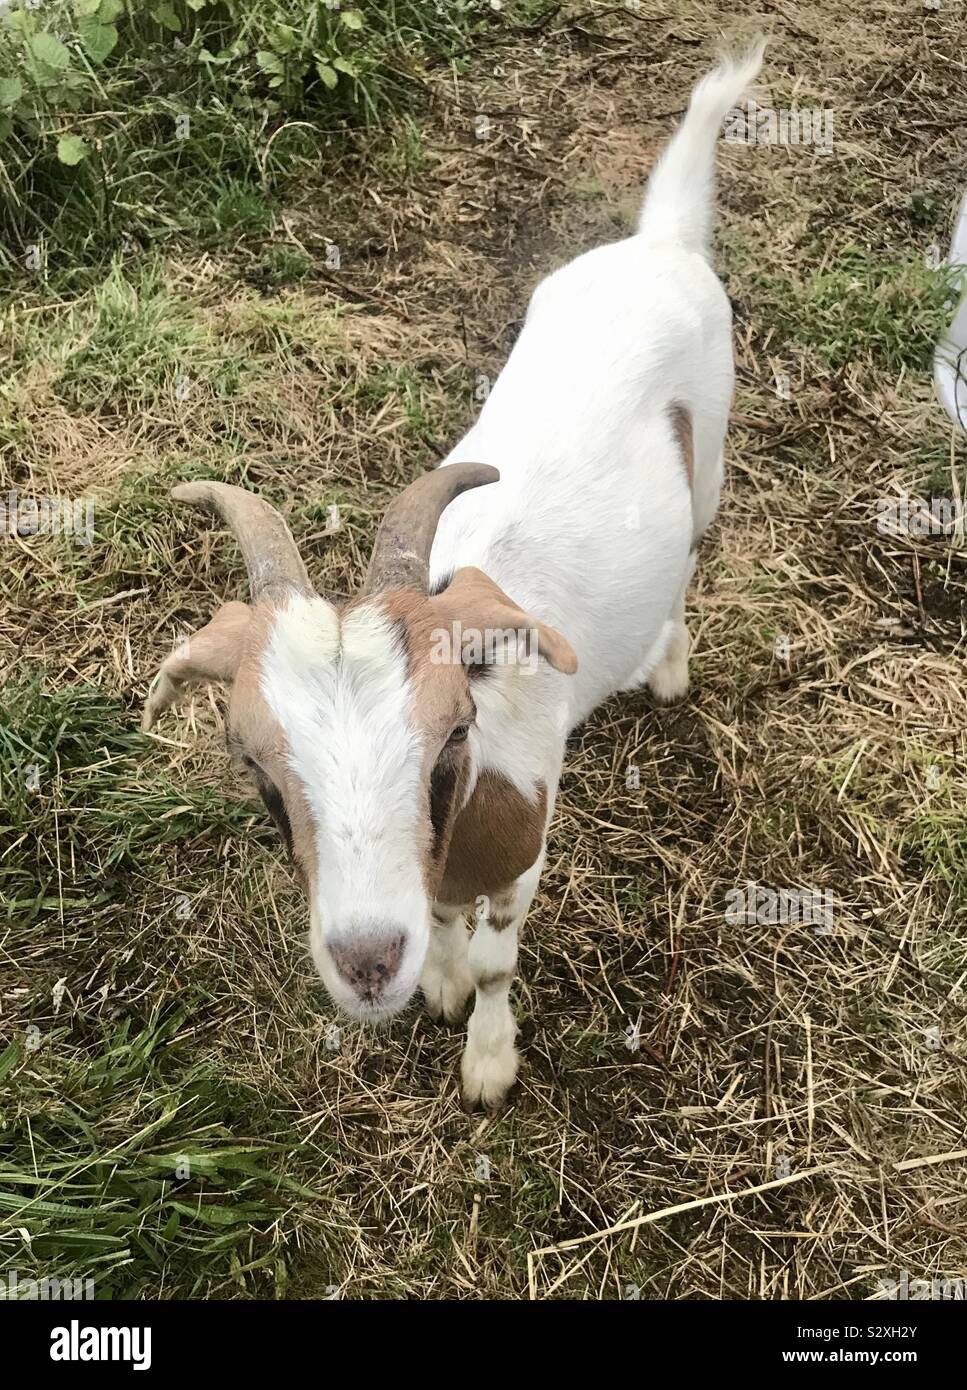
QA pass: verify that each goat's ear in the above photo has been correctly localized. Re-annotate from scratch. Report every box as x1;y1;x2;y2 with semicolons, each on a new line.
142;601;252;731
433;567;578;674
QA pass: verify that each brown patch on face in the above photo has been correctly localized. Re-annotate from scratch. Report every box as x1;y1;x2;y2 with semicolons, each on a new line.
225;600;321;889
668;401;694;493
368;588;478;896
354;586;563;904
439;772;548;906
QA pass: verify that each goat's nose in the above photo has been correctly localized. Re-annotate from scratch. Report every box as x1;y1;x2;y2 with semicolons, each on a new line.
329;930;406;1003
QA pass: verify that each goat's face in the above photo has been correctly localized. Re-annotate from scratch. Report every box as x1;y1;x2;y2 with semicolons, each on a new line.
225;590;479;1021
143;470;576;1022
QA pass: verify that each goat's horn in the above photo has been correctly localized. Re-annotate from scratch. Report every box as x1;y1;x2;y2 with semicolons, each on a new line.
171;481;311;599
363;463;499;595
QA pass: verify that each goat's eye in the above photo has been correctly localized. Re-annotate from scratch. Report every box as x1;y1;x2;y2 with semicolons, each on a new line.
447;724;470;746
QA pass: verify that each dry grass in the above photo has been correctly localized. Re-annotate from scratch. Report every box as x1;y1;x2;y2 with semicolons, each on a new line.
1;0;966;1299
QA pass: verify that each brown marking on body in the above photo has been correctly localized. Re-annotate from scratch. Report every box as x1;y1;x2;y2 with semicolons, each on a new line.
668;401;694;493
439;771;548;906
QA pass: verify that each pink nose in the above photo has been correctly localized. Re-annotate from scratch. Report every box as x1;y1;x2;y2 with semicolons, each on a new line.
329;931;406;1004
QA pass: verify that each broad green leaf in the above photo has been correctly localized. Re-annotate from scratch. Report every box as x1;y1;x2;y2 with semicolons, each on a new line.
256;49;284;75
332;56;357;77
0;1191;103;1217
0;76;23;109
34;1231;127;1248
169;1200;267;1228
98;0;125;22
186;0;210;9
270;24;297;54
340;9;365;29
30;33;71;70
74;0;103;16
57;134;89;165
79;20;119;63
315;61;338;89
151;3;182;32
8;10;38;36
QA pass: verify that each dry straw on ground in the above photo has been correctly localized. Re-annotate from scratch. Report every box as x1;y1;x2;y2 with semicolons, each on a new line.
1;1;965;1298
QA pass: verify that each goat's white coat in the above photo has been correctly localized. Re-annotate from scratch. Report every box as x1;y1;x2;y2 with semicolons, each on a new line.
254;51;762;1090
261;598;431;1017
426;50;763;1099
431;52;767;733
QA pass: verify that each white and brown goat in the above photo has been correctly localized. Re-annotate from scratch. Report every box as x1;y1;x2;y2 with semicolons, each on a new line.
143;50;761;1107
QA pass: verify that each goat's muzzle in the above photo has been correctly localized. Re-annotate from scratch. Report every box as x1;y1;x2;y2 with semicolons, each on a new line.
328;927;409;1011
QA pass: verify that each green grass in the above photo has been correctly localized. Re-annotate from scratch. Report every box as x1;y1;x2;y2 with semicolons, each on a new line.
0;1008;325;1299
0;0;517;283
57;261;242;410
0;680;260;918
819;742;967;909
1;256;243;414
0;681;330;1298
358;363;434;436
754;249;962;372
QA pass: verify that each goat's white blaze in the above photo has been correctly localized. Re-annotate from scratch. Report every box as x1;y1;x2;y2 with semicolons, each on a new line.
261;594;430;1018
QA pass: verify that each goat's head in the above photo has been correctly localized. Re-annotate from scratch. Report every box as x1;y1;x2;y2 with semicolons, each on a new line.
143;467;577;1021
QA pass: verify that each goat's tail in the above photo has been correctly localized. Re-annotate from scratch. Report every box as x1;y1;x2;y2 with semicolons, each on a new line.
636;41;766;255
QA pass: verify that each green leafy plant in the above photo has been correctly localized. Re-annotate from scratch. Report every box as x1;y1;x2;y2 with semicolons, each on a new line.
0;1;511;278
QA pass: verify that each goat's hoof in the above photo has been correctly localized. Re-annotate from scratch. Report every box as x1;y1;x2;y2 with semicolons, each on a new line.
460;1041;519;1111
646;624;690;703
647;663;689;704
421;968;474;1026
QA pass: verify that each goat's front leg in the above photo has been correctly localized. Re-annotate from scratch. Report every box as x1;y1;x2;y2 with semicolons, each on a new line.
421;903;474;1024
461;856;543;1110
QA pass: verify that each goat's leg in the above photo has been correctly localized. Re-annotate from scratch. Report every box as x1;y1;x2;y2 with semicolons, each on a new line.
646;606;690;702
461;856;542;1110
646;439;723;702
421;903;474;1024
646;549;697;703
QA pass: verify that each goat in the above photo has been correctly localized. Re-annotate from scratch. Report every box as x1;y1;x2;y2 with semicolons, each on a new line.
143;48;763;1108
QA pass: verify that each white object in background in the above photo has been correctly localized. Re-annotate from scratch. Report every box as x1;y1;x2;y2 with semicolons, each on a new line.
934;188;967;432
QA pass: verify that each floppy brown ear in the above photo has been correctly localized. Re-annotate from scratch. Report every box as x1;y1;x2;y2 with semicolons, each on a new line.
430;567;578;674
142;601;252;731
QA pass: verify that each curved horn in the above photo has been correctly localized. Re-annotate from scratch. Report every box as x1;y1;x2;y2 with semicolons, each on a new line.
171;481;311;600
363;463;499;595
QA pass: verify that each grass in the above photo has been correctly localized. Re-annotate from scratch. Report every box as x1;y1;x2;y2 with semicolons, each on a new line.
760;249;963;373
0;1011;326;1300
0;0;505;284
2;0;967;1300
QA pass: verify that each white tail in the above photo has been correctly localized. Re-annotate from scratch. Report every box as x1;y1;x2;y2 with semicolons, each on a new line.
637;42;766;255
